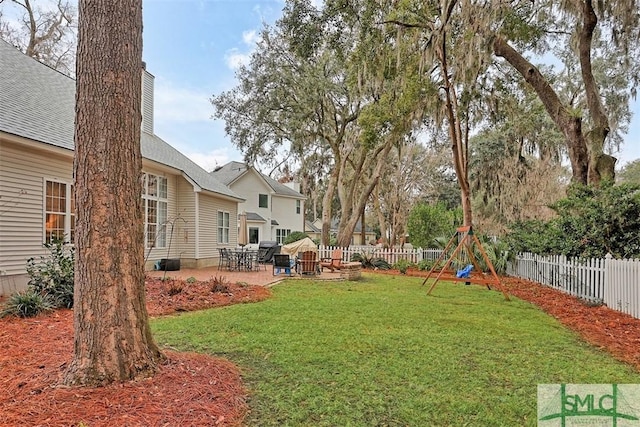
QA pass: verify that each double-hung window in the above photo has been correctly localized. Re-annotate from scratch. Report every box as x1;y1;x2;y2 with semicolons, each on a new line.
142;173;168;249
296;200;301;214
276;228;291;244
44;180;74;243
218;211;230;244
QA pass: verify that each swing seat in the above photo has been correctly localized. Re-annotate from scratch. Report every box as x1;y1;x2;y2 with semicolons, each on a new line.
456;264;473;278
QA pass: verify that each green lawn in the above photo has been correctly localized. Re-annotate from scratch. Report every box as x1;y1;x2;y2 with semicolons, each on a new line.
151;274;640;426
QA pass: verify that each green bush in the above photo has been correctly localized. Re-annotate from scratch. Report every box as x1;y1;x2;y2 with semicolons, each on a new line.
26;238;75;308
506;183;640;258
474;237;515;275
393;259;413;274
417;259;431;271
407;203;460;248
1;290;54;318
351;252;391;270
283;231;309;245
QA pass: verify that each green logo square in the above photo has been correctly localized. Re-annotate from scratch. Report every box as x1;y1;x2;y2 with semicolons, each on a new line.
538;384;640;426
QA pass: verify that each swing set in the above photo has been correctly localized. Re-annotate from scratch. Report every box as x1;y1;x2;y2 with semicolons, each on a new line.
421;225;510;301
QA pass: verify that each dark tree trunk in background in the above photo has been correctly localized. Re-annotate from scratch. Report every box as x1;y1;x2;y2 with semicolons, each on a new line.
494;0;617;186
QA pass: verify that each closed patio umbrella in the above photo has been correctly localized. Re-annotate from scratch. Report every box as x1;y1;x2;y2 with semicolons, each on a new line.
238;211;248;248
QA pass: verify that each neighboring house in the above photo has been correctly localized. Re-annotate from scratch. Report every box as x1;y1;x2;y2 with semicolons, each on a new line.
305;218;377;246
0;40;244;295
211;162;306;246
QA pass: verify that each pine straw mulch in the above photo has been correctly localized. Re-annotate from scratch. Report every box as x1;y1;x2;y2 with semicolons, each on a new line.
0;277;271;427
2;273;640;426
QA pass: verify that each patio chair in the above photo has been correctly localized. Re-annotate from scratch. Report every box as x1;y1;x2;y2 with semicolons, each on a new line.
273;254;294;276
218;248;231;270
297;251;320;275
320;248;343;272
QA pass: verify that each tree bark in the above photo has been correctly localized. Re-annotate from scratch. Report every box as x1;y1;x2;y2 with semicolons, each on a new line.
438;35;473;226
335;141;394;247
321;165;339;245
578;0;616;182
493;36;591;185
64;0;163;387
373;185;388;247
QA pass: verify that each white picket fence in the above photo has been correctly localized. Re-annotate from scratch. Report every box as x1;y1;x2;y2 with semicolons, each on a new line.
508;252;640;319
317;246;640;320
317;245;442;265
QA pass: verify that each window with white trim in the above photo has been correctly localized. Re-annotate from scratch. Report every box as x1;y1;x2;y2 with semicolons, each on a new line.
44;180;74;243
249;227;259;244
258;193;268;208
142;173;168;248
218;211;230;244
276;228;291;244
296;200;301;214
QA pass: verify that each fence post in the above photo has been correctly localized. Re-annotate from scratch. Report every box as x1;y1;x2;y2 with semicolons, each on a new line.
603;252;613;308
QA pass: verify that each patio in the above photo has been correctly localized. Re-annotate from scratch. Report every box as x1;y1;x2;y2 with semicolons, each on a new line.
147;264;344;287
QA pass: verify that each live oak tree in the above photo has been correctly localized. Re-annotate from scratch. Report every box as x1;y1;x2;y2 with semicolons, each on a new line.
376;0;639;227
63;0;162;386
376;1;490;227
0;0;76;75
469;77;568;234
489;0;640;185
213;0;419;246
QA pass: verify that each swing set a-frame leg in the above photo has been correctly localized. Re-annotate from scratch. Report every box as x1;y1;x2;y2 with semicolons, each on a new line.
426;238;466;295
422;225;510;301
421;231;458;287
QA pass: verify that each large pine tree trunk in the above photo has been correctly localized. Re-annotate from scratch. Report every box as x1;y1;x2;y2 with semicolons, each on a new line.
64;0;163;387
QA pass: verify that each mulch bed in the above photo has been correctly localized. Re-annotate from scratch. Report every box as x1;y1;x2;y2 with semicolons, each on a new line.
1;272;639;426
0;277;271;427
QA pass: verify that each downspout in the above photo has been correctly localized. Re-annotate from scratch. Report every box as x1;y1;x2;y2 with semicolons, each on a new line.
194;191;200;260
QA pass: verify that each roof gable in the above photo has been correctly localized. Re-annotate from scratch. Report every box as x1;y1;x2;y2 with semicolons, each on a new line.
211;161;305;199
0;40;241;200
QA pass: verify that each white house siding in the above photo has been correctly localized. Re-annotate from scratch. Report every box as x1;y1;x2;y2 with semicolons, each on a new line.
271;196;305;235
168;176;196;264
141;70;154;134
0;139;73;293
197;193;237;268
233;171;273;241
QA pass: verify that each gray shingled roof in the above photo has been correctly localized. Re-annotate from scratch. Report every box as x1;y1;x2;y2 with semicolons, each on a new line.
244;212;266;222
0;39;241;200
211;161;304;199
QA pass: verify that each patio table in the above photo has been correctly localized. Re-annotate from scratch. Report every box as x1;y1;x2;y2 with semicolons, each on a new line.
229;249;258;271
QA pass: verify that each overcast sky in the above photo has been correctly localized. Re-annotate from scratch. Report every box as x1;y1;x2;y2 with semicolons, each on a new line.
4;0;638;170
141;0;639;171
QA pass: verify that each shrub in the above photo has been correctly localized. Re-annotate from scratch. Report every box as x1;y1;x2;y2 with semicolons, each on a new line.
283;231;309;245
506;183;640;258
167;281;183;296
417;259;433;271
351;252;391;270
186;276;197;284
393;259;413;274
1;290;54;318
210;276;230;293
473;237;514;275
26;238;75;308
